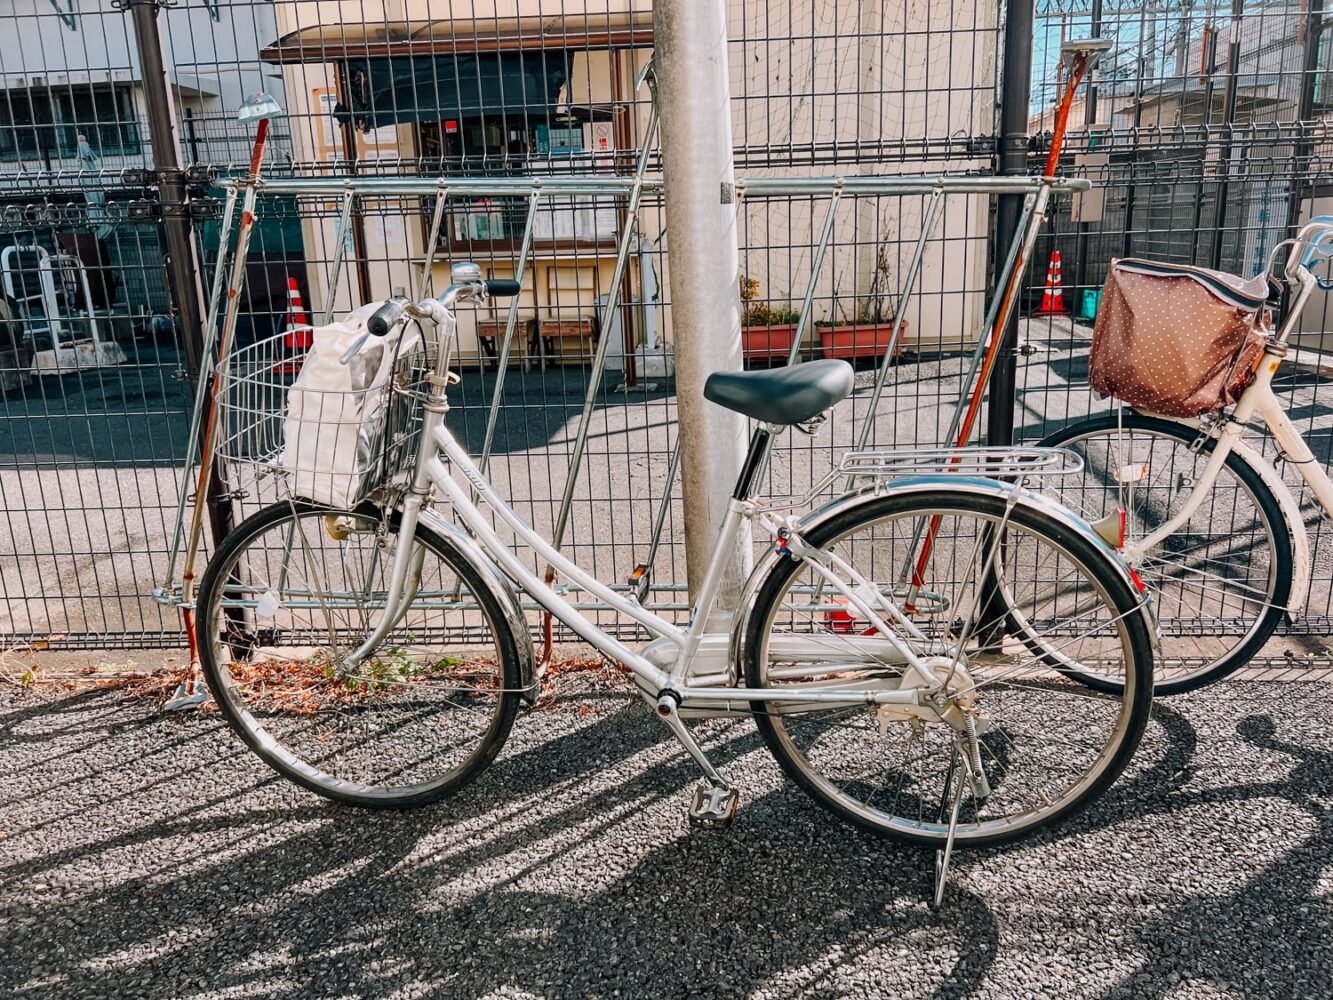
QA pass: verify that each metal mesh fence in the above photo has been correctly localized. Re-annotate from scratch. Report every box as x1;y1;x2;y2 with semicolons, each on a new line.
2;0;1331;657
1020;0;1333;641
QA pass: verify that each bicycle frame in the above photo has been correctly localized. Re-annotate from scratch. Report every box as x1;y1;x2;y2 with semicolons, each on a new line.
347;302;956;717
1119;228;1333;583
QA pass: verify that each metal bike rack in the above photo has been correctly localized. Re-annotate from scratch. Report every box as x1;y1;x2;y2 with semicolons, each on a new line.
156;165;1087;614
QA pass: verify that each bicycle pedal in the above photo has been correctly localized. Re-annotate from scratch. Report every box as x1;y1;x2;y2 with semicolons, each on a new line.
688;782;739;829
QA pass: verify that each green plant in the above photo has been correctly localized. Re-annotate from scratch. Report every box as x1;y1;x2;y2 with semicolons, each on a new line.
746;304;803;326
739;276;802;326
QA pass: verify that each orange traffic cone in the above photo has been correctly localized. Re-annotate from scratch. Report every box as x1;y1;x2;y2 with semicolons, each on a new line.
272;276;311;375
1033;250;1069;316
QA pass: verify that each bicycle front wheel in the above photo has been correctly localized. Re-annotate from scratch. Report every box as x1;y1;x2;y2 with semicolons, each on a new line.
196;500;525;808
742;489;1152;849
1037;413;1291;694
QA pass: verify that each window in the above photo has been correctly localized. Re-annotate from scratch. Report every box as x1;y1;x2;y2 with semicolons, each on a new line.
0;86;140;162
54;87;140;158
0;91;54;160
418;117;522;168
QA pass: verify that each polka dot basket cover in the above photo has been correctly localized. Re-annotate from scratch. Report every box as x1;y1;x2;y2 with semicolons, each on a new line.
1088;258;1273;418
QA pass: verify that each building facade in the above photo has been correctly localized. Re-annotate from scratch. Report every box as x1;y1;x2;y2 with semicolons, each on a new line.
261;0;998;362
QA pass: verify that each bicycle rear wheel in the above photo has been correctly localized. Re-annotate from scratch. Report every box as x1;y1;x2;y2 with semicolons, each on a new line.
196;500;524;808
1036;413;1291;694
743;489;1152;849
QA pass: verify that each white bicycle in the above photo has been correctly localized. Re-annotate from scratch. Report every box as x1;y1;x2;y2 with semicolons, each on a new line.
195;262;1154;897
1038;219;1333;694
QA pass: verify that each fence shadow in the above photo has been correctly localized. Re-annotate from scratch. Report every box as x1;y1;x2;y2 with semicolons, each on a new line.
1092;712;1333;999
1;691;998;998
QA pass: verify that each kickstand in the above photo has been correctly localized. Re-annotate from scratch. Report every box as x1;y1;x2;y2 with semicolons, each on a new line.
931;741;968;910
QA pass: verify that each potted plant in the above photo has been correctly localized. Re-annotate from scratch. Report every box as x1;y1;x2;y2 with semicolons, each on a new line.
817;246;908;362
740;277;802;364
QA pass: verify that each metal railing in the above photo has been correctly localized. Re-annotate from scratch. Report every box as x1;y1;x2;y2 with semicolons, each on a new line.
153;169;1090;622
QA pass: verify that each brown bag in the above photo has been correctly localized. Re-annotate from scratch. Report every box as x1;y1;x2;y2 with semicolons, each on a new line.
1088;258;1272;417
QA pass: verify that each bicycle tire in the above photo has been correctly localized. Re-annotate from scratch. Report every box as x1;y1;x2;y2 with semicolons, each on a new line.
197;499;523;808
742;488;1153;849
1035;412;1292;695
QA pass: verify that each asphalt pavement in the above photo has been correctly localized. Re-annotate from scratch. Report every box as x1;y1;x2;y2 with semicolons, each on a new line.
2;672;1331;999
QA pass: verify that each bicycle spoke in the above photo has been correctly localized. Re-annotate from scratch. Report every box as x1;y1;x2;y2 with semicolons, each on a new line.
200;505;518;805
752;492;1146;847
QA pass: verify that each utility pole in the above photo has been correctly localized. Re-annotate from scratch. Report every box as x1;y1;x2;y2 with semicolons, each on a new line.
124;0;230;544
985;0;1036;448
653;1;750;614
1287;0;1324;244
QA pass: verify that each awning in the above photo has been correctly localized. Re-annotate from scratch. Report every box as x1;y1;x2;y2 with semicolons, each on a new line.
338;52;572;130
259;11;654;65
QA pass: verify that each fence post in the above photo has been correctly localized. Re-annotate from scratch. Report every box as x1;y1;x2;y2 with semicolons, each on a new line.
1287;0;1325;243
985;0;1036;448
652;1;750;613
1074;0;1103;293
124;0;231;543
1209;0;1247;271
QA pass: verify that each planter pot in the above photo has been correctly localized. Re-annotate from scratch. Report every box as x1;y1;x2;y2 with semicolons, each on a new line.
818;321;909;361
742;323;798;363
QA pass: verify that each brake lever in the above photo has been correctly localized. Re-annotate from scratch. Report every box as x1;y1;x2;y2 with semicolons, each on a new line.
1309;251;1333;291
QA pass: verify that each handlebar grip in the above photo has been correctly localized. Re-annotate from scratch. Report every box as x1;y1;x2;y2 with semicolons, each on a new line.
486;279;522;298
1300;215;1333;264
366;296;409;336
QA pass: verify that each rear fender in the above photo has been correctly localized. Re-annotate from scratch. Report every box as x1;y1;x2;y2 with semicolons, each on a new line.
730;475;1147;668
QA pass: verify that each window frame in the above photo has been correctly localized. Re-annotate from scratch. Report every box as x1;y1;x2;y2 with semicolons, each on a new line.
0;85;140;163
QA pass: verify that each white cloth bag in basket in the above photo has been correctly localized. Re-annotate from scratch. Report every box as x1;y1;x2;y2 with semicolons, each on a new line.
279;302;420;507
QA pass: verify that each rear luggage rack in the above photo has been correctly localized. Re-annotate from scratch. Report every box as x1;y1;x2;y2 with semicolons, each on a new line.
774;446;1087;510
836;445;1085;480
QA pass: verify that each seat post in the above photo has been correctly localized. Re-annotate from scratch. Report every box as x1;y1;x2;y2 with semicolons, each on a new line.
732;426;774;501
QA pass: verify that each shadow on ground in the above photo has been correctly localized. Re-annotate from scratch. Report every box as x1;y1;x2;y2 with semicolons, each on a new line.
1;684;1331;999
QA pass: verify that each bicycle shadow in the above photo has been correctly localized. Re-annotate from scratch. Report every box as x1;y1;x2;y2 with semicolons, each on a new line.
1088;711;1333;999
1;692;1000;999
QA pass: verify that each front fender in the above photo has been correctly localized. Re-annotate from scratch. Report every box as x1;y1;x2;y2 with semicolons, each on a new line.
418;508;541;705
729;475;1146;669
1135;413;1311;621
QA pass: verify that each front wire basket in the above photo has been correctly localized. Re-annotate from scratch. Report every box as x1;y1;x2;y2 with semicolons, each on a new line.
214;324;433;506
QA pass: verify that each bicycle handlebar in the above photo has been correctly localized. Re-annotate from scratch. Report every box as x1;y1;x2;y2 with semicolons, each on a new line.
366;296;411;336
336;265;524;393
1295;216;1333;291
364;272;520;337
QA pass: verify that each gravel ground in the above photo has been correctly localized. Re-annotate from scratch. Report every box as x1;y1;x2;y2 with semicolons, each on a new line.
2;673;1331;1000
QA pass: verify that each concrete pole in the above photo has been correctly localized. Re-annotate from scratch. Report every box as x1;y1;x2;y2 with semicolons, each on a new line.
653;2;750;615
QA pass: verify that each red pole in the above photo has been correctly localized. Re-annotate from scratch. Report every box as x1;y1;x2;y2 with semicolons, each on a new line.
908;54;1090;596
